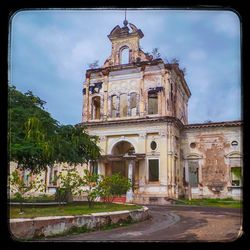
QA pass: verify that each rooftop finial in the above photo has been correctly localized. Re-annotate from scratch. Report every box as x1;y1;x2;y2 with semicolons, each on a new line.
123;8;128;26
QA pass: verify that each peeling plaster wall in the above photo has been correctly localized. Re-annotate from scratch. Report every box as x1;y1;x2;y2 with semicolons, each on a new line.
181;125;242;199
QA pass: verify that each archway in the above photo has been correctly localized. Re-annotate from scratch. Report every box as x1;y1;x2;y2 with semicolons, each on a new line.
120;46;130;64
107;141;135;178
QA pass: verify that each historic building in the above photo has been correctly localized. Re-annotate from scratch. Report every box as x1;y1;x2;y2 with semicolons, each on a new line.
79;20;243;204
9;19;242;204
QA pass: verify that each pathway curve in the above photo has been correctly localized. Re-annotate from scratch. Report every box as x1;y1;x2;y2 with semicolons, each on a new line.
42;205;242;242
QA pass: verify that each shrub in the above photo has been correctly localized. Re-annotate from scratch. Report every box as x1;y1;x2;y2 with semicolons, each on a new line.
99;173;131;203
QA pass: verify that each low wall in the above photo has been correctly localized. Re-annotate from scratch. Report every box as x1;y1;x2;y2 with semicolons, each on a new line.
9;206;150;240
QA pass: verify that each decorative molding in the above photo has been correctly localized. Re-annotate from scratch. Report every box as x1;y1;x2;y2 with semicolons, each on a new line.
225;151;242;158
184;153;203;160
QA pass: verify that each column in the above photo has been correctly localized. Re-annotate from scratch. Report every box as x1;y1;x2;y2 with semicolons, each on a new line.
117;95;120;117
127;93;131;116
83;76;90;122
161;70;166;116
126;159;134;202
103;74;109;120
139;68;145;116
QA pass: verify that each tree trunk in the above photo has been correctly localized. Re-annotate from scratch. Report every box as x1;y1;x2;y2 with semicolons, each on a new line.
44;168;48;193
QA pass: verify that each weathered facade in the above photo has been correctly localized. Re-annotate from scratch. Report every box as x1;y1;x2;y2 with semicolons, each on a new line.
9;20;242;204
79;21;243;203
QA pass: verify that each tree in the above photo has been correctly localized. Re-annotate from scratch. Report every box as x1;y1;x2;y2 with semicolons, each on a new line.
8;84;101;174
99;173;132;203
8;85;59;173
79;169;101;208
9;170;44;213
54;125;101;166
55;168;82;203
151;48;161;59
56;168;102;207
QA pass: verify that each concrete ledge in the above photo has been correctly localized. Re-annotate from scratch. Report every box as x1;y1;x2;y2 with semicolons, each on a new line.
9;202;67;206
9;206;150;239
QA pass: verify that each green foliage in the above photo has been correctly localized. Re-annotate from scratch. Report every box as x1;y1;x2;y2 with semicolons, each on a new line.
151;48;161;59
9;194;55;203
54;125;101;166
8;84;59;173
56;168;101;207
56;168;82;203
99;173;132;203
79;169;101;208
10;202;142;218
9;170;45;213
177;198;241;208
8;84;101;174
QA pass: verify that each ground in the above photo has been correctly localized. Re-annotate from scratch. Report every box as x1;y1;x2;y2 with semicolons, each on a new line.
41;205;242;242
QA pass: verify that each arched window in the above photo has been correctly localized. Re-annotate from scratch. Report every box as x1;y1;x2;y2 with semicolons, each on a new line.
120;46;130;64
148;90;158;114
130;92;137;116
111;95;118;118
120;94;128;117
91;96;101;120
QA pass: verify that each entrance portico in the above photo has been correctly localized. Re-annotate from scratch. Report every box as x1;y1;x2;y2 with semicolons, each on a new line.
101;140;145;202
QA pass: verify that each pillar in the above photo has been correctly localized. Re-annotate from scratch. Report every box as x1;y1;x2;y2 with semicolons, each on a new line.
103;73;109;120
126;159;134;202
83;76;90;122
139;68;145;116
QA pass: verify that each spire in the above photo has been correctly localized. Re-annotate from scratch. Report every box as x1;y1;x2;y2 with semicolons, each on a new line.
123;8;128;27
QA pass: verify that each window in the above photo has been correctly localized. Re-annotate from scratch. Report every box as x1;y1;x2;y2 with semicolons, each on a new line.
53;170;58;186
150;141;157;150
231;141;238;146
120;47;130;64
188;161;199;187
130;93;137;116
231;167;242;186
229;158;242;186
91;96;101;120
120;94;128;117
111;95;118;118
91;162;98;175
148;91;158;114
148;159;159;182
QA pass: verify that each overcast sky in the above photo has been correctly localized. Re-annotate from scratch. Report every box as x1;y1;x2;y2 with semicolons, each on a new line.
9;9;241;125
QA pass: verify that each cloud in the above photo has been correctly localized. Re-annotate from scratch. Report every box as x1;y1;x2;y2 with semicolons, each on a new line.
188;49;207;61
10;10;241;125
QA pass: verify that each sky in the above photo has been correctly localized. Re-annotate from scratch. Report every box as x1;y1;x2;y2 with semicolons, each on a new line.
9;9;241;125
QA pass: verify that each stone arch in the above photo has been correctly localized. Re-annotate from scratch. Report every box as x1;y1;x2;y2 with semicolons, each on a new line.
109;138;137;155
91;95;101;120
119;45;130;64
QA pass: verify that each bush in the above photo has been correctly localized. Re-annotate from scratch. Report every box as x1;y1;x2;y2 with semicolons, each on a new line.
99;173;131;203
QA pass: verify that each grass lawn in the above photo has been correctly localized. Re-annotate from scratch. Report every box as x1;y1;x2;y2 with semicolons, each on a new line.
9;202;142;219
176;198;241;208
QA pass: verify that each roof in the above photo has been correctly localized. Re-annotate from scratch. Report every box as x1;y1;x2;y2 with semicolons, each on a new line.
185;120;242;129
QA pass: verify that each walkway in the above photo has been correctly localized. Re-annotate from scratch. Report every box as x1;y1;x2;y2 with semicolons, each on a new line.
42;205;242;242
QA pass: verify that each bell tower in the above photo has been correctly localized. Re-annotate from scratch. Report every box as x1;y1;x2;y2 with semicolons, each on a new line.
103;20;151;67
